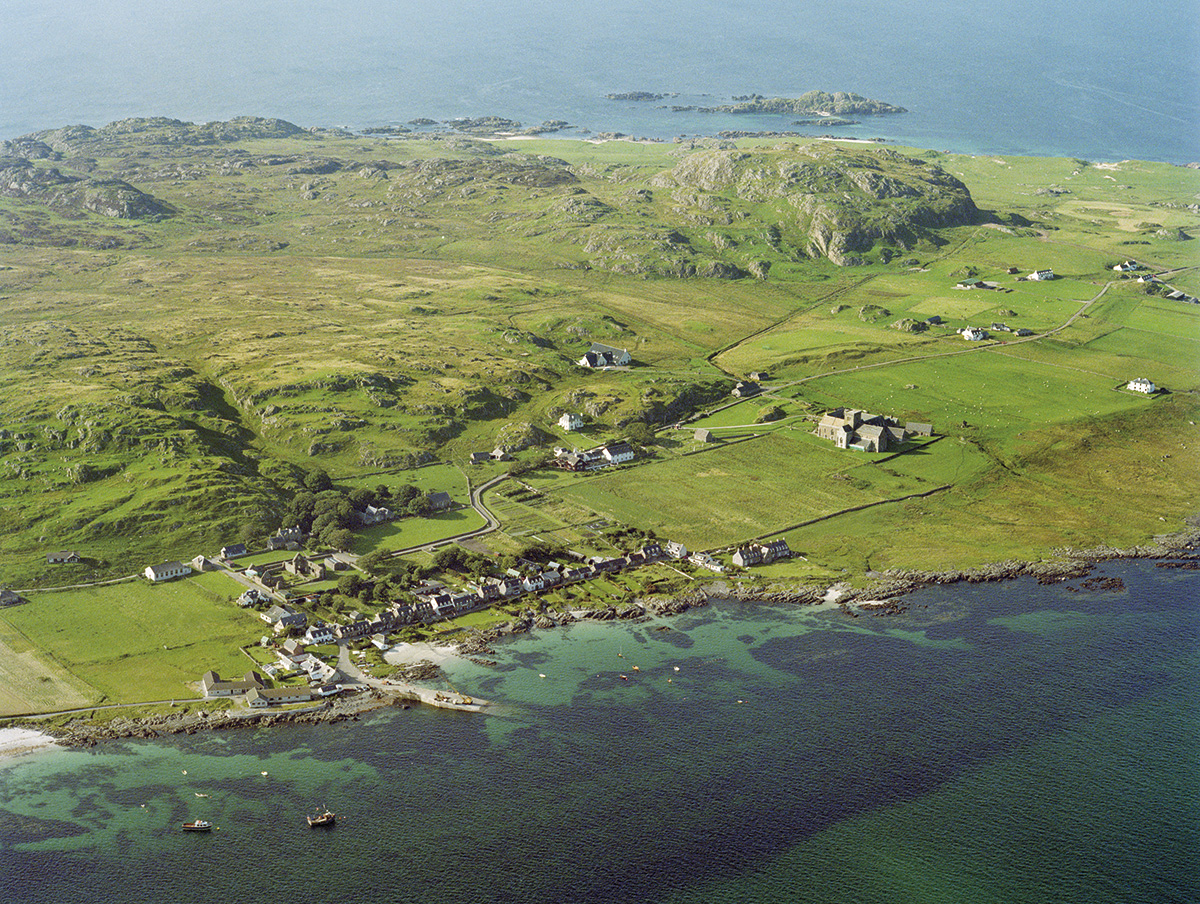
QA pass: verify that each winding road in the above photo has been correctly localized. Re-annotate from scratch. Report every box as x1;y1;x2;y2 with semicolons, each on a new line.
381;473;507;560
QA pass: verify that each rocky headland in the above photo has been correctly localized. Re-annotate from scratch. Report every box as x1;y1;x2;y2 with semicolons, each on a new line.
30;691;397;748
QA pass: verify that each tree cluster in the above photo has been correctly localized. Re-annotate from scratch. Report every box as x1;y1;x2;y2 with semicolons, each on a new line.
432;545;493;578
274;473;432;551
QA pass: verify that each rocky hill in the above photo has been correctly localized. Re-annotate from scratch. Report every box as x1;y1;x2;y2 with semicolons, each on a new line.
654;144;978;265
0;158;172;219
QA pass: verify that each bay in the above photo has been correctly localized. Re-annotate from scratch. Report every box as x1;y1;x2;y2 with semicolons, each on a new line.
1;559;1196;903
1;0;1197;163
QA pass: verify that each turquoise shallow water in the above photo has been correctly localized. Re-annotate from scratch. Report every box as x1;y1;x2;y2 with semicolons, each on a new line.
2;0;1197;162
1;559;1196;903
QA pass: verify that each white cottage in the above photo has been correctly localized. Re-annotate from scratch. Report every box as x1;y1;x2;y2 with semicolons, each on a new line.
144;561;192;582
1127;378;1156;394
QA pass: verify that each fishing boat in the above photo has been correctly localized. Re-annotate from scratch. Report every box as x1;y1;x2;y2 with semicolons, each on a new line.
307;809;336;828
181;820;212;832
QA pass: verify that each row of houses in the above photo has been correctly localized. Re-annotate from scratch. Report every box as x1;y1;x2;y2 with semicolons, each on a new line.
731;539;792;568
260;603;307;632
199;668;337;706
553;441;636;471
266;638;339;684
960;324;1035;341
314;541;689;637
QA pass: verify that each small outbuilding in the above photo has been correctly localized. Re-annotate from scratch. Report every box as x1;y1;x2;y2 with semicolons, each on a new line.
47;551;81;565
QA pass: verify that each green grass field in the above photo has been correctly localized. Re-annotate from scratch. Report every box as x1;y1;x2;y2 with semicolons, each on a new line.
0;124;1197;710
0;577;263;713
355;508;487;553
526;433;965;550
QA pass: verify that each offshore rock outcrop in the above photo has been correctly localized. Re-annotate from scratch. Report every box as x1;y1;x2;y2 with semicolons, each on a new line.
700;91;907;116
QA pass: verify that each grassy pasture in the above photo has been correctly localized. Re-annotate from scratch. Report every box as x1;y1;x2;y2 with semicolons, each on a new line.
785;395;1200;574
528;433;952;549
1;129;1198;710
0;577;262;711
795;348;1147;450
355;508;487;554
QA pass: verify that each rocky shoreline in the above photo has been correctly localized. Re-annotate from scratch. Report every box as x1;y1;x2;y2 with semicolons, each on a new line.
13;527;1197;749
29;689;404;750
720;526;1200;618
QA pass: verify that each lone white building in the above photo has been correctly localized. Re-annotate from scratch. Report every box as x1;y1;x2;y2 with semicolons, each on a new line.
558;412;584;432
144;561;192;582
1127;377;1156;394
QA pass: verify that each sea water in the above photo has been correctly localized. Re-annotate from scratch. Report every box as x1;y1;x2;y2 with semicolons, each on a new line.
1;559;1196;904
1;0;1197;163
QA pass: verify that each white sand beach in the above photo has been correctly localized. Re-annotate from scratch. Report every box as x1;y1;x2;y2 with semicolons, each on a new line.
0;727;58;759
382;641;464;668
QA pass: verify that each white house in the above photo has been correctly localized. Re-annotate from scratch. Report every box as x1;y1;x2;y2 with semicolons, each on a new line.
305;624;336;645
1113;260;1140;272
961;327;988;341
689;552;725;573
665;541;689;560
1028;269;1055;281
1127;377;1156;394
246;686;315;708
144;561;192;582
558;412;584;432
601;442;636;464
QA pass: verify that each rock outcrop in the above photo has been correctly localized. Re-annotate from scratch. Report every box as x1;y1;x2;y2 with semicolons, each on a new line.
0;159;172;219
656;144;977;265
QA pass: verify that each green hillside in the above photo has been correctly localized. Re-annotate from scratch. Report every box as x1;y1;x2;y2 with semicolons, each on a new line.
0;119;1197;590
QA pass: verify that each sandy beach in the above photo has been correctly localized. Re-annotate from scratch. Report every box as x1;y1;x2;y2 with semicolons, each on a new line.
0;727;59;760
382;641;463;668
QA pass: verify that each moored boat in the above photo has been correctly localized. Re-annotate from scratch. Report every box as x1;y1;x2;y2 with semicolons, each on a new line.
181;820;212;832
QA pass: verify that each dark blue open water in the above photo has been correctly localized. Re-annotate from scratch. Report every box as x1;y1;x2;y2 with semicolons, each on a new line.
2;0;1197;163
1;559;1196;903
